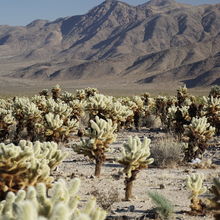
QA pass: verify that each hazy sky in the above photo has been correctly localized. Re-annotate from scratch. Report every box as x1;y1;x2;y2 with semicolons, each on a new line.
0;0;219;26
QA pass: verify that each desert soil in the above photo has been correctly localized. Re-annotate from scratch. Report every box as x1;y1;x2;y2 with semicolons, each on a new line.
53;128;220;220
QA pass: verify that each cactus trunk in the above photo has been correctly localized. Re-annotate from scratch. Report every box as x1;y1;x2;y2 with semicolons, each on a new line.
124;170;139;201
95;159;103;177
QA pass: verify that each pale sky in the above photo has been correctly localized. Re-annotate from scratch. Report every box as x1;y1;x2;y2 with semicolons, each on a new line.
0;0;219;26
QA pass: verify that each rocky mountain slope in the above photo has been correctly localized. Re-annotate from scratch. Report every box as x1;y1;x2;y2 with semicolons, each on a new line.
0;0;220;87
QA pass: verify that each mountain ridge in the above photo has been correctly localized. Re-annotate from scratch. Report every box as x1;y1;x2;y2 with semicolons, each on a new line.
0;0;220;87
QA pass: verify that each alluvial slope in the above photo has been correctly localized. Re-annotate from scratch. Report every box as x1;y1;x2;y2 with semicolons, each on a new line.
1;0;220;87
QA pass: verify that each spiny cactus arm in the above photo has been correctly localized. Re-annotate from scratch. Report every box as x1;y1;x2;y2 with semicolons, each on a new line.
74;139;97;160
186;174;207;198
81;197;106;220
0;178;106;220
118;136;154;178
208;178;220;210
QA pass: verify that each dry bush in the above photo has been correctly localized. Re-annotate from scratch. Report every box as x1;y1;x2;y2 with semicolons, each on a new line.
90;188;119;211
151;136;184;167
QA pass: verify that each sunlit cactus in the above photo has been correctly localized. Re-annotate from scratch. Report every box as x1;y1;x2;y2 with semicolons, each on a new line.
86;94;132;128
12;97;43;142
74;116;117;177
0;140;66;199
186;173;207;214
44;112;78;142
118;136;154;201
0;178;106;220
183;116;215;161
203;96;220;134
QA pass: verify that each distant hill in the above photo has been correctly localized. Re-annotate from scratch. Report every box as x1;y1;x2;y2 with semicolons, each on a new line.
0;0;220;87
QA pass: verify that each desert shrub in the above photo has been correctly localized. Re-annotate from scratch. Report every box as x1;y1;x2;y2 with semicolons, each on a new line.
90;188;119;211
151;137;184;167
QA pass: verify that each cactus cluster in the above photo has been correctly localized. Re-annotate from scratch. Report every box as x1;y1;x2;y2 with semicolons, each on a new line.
184;117;215;161
0;178;106;220
0;140;66;199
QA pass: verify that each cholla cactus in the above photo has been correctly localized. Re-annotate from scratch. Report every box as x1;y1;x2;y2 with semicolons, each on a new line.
12;97;43;142
177;85;193;107
86;94;132;129
0;140;66;199
203;96;220;134
207;178;220;219
74;116;117;177
118;136;154;201
75;88;99;100
51;84;61;101
209;85;220;99
186;173;207;214
44;113;78;142
39;89;49;98
167;105;191;138
0;109;16;142
183;116;215;161
0;178;106;220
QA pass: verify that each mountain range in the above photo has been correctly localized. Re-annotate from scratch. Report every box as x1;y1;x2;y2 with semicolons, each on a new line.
0;0;220;88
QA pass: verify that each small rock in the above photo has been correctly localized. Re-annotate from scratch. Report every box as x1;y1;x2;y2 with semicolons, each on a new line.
159;184;165;189
128;205;135;212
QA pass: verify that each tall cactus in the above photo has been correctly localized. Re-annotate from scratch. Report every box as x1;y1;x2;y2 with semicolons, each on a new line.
186;173;207;215
118;136;154;201
183;116;215;161
74;116;117;177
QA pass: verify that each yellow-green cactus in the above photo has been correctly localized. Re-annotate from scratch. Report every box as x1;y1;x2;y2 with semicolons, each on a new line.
203;96;220;134
0;178;106;220
118;136;154;201
0;140;66;199
184;116;215;161
74;116;117;177
86;94;132;129
186;173;207;214
44;112;78;142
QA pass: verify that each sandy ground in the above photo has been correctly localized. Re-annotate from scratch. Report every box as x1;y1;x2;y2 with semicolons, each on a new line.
52;129;220;220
